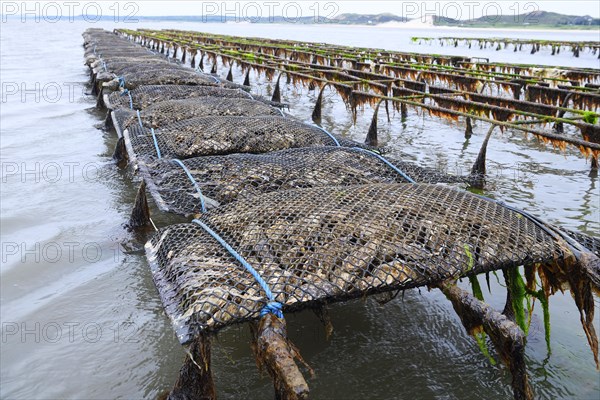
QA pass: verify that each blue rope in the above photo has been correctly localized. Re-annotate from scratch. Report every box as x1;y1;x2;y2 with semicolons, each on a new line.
136;110;143;129
351;147;416;184
118;76;126;88
151;128;162;159
191;219;283;319
170;159;206;213
314;126;341;147
119;89;133;109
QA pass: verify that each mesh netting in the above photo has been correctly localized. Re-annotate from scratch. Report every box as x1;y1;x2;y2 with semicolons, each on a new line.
94;59;181;75
562;229;600;257
105;85;253;110
146;183;570;343
84;33;147;56
113;98;282;132
139;147;468;216
122;116;344;160
88;54;163;65
115;69;219;90
141;147;409;214
86;48;155;59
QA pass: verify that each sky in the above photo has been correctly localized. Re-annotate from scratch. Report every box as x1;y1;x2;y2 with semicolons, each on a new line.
2;1;600;20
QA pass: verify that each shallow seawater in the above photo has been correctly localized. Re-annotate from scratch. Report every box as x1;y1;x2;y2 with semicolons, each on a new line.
1;19;599;400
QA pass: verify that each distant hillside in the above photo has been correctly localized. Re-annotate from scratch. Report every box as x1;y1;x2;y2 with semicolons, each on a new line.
72;10;599;28
434;11;600;27
331;13;404;25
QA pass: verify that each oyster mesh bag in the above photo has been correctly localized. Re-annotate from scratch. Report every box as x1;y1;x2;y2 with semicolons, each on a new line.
146;183;570;344
139;146;466;215
94;59;175;74
561;229;600;257
123;116;350;160
113;98;282;132
86;48;155;59
112;68;219;90
105;85;254;110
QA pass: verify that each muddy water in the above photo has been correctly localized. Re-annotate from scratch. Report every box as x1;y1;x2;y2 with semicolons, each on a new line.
1;19;598;399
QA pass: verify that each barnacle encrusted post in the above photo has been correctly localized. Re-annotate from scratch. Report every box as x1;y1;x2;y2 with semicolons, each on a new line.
400;102;408;120
169;333;216;400
440;283;533;400
251;314;311;400
129;181;151;228
112;137;128;168
272;73;283;104
312;84;326;125
243;69;251;86
365;99;384;147
465;116;473;138
471;124;496;188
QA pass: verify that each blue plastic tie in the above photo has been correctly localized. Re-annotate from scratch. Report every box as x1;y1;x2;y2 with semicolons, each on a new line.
118;76;125;88
191;219;283;319
119;89;133;109
351;147;416;184
260;302;283;318
151;128;162;159
136;110;143;129
314;126;341;147
171;159;206;213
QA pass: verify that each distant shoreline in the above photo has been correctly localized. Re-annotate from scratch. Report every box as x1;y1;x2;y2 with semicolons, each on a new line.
2;14;599;32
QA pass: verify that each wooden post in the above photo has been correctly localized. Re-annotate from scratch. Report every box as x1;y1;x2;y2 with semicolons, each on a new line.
169;333;216;400
313;305;334;340
553;93;574;133
128;181;151;229
465;117;473;138
365;100;383;147
312;84;326;125
250;314;310;400
400;102;408;121
272;74;283;104
243;69;251;87
471;124;496;188
439;283;533;400
112;137;128;168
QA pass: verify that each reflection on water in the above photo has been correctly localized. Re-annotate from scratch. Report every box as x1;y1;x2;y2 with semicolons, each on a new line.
1;19;598;399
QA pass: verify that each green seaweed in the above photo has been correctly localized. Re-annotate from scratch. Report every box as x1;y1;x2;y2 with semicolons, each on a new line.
526;287;552;355
474;332;497;365
582;111;598;124
464;244;474;271
469;275;484;301
508;267;529;334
